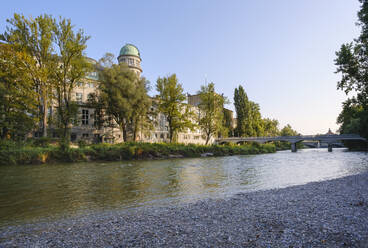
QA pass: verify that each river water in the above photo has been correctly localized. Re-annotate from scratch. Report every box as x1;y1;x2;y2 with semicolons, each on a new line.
0;148;367;227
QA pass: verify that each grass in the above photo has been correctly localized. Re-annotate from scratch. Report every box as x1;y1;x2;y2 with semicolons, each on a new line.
0;141;276;166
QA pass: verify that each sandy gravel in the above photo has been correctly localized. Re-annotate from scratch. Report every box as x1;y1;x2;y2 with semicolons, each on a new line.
1;173;368;247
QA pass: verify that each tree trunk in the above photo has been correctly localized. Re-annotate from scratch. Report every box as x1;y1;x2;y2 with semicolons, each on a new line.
205;133;211;145
169;128;174;143
60;123;70;151
1;127;9;140
133;124;138;141
42;95;48;137
122;125;127;142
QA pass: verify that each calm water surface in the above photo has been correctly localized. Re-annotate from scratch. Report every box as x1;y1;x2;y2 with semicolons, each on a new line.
0;148;367;226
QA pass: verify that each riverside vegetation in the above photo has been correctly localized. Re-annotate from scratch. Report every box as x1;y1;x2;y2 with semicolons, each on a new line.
0;139;277;166
1;14;300;149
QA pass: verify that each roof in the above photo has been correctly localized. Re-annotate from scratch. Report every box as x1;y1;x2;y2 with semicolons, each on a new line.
119;44;140;58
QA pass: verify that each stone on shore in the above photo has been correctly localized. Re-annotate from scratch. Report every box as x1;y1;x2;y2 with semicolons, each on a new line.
1;173;367;247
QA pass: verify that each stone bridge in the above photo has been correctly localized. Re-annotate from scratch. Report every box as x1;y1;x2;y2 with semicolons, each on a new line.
215;134;367;152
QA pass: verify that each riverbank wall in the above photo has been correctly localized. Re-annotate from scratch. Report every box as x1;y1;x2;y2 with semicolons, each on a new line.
0;142;276;166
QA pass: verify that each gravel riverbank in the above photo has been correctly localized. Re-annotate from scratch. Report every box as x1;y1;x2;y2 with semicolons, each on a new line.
1;172;368;247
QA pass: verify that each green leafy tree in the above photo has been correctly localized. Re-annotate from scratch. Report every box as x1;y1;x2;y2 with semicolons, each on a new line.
249;101;264;136
262;118;280;137
234;85;251;136
337;99;368;137
99;56;151;142
234;85;265;137
280;124;299;136
52;17;91;148
1;14;56;137
197;82;227;144
335;0;368;142
0;44;38;140
156;74;195;143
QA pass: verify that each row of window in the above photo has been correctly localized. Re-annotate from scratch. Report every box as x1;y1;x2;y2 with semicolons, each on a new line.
120;58;140;67
86;71;98;80
144;133;170;140
76;92;95;103
142;133;202;140
76;82;95;88
182;135;201;140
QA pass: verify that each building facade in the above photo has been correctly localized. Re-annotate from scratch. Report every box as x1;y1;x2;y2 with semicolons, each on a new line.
57;44;215;145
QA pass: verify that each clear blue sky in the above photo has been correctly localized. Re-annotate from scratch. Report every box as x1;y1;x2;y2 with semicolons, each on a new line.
0;0;361;134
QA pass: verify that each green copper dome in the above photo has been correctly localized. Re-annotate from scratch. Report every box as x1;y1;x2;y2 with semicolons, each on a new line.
119;44;140;58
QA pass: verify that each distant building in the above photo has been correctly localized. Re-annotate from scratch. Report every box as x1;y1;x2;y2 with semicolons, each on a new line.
326;128;335;135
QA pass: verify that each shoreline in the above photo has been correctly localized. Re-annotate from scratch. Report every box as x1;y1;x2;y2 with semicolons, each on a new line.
1;172;367;247
0;142;276;166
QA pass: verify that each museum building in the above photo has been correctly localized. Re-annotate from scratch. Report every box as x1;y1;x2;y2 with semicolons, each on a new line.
64;44;218;145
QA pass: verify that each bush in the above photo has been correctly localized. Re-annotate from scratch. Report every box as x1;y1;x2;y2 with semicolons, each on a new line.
0;141;277;166
78;139;87;148
0;139;18;150
31;137;58;148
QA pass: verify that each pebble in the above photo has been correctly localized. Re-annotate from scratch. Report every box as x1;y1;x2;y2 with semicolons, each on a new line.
1;172;368;247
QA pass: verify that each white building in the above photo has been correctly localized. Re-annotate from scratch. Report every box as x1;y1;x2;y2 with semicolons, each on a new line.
49;44;214;145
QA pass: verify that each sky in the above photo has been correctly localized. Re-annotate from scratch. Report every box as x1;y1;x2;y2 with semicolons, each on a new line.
0;0;361;134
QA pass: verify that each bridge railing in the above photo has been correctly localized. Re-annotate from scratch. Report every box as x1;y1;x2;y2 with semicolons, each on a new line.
216;134;366;142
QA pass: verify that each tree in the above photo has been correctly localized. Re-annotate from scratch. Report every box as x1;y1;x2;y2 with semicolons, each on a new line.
234;85;251;136
156;74;195;143
0;44;38;140
1;14;56;137
280;124;299;137
337;99;368;138
262;118;280;137
249;101;264;136
52;17;91;147
234;85;264;137
99;57;151;142
335;0;368;141
197;82;226;144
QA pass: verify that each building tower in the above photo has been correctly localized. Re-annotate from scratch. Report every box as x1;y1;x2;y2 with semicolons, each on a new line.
117;44;142;76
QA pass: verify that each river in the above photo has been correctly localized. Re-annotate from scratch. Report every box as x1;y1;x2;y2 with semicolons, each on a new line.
0;148;367;227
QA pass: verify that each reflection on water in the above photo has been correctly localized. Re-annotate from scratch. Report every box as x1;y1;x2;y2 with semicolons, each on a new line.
0;148;367;226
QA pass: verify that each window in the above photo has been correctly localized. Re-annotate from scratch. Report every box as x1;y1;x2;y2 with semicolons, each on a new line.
77;82;83;87
128;58;135;66
160;133;164;139
82;133;89;138
159;114;166;130
76;93;83;103
82;109;89;125
88;82;94;88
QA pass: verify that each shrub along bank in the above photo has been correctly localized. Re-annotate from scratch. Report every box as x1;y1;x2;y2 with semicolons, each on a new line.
0;142;276;166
